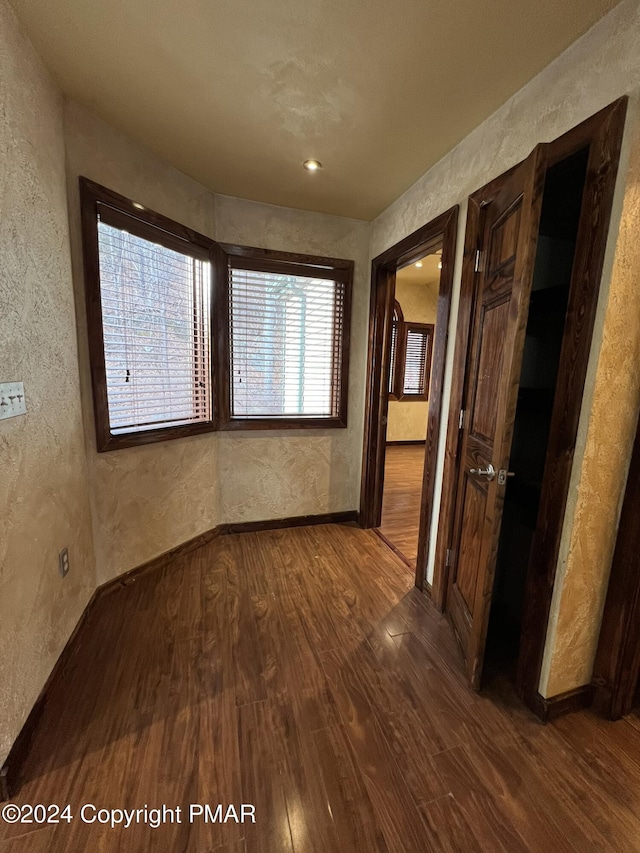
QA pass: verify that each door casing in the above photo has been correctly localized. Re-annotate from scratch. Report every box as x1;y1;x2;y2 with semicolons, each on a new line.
432;97;628;714
360;206;458;592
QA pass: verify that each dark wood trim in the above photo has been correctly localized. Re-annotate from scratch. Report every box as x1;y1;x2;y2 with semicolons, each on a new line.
81;178;218;251
360;206;459;599
97;204;212;261
99;527;225;595
398;321;434;401
388;300;404;400
0;588;103;801
218;245;353;431
226;253;351;283
79;177;218;452
219;241;354;272
592;408;640;720
372;528;415;570
0;509;358;800
385;440;426;446
220;510;358;535
430;98;627;710
528;685;594;723
516;97;628;711
220;417;348;431
79;179;355;448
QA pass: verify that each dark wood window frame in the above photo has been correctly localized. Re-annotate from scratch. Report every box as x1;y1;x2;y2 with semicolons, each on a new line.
80;178;353;450
399;321;434;401
388;302;434;402
218;243;353;431
388;300;404;400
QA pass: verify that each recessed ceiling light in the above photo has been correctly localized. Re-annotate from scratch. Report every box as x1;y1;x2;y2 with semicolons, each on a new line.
415;261;423;268
303;159;322;172
132;202;145;210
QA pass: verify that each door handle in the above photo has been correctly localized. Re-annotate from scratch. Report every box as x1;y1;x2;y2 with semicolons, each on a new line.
469;463;496;481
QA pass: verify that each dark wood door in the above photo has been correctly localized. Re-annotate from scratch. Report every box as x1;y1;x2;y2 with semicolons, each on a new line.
446;145;547;688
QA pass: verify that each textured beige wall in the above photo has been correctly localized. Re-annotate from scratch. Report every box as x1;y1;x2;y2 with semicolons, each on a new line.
0;1;96;765
540;104;640;696
63;105;371;576
64;103;221;585
371;0;640;694
387;280;437;442
215;195;371;523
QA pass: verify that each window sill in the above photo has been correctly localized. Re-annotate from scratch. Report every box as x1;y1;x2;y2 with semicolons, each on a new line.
97;420;216;452
219;416;347;431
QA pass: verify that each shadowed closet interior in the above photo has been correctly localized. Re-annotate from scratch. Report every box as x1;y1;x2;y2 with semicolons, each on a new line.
485;147;590;680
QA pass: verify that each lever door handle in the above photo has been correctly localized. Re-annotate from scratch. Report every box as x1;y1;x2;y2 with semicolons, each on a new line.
469;463;496;481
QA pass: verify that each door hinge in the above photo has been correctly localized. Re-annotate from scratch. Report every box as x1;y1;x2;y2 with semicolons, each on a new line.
446;548;452;567
458;409;465;430
474;249;484;273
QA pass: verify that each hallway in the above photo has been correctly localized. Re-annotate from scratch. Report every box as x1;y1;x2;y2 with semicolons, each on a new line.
378;444;425;566
3;524;640;851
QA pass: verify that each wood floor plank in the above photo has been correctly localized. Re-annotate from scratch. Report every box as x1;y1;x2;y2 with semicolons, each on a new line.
432;745;531;852
378;445;426;566
237;700;294;853
418;793;484;853
310;725;391;853
6;524;640;852
320;646;441;851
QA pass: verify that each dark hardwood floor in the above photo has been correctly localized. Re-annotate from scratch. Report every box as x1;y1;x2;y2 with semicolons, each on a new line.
3;524;640;851
378;444;425;566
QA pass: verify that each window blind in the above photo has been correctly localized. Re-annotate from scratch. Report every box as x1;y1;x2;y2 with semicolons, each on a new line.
402;325;432;397
229;266;345;418
389;321;398;395
97;219;212;434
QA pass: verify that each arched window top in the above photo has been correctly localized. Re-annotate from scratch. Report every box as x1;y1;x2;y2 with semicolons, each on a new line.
393;299;404;324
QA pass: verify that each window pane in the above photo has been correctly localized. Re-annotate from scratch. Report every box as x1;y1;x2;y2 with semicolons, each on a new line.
403;328;429;396
229;267;344;418
97;221;211;434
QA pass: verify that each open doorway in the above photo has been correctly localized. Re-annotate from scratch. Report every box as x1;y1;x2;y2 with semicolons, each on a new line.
360;207;458;589
377;251;441;568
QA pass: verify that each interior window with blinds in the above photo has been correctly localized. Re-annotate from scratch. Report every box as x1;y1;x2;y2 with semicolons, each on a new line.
402;323;433;399
80;176;216;450
81;178;352;446
228;263;347;421
97;218;211;437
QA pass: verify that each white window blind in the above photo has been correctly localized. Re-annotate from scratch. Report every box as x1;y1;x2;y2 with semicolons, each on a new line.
229;266;345;418
97;219;212;435
402;326;431;397
389;320;398;395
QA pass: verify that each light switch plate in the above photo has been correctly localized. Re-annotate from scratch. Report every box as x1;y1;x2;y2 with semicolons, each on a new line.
0;382;26;420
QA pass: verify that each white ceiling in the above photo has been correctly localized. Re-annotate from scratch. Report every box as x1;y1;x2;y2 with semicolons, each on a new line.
10;0;619;219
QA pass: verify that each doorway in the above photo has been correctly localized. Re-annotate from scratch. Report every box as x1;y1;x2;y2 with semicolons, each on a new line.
484;147;589;680
360;207;458;588
377;251;440;568
433;98;627;716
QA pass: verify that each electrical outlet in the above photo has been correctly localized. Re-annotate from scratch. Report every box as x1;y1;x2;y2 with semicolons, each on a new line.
59;547;70;578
